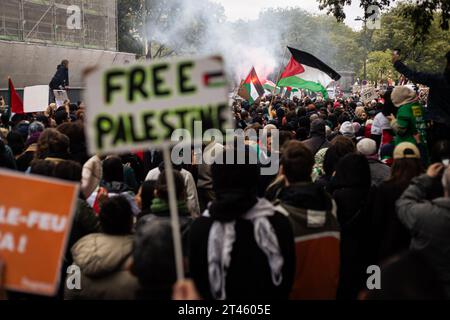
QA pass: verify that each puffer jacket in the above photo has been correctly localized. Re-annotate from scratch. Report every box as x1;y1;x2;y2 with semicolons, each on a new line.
64;234;139;300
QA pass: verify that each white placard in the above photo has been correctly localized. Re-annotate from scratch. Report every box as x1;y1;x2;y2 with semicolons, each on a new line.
53;90;69;108
84;55;231;155
23;85;49;113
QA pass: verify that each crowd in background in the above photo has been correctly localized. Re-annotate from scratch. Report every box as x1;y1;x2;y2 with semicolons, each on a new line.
0;51;449;300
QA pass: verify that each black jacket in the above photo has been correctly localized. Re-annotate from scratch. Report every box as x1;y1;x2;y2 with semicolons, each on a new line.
50;64;69;90
366;181;411;265
189;212;295;300
394;61;450;124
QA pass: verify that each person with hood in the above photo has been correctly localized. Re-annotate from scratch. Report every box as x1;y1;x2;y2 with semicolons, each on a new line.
49;59;69;91
275;141;340;300
367;142;423;265
357;138;390;186
389;86;427;147
65;196;139;300
132;171;193;299
393;51;450;143
330;153;372;300
302;119;331;156
189;146;295;300
397;162;450;297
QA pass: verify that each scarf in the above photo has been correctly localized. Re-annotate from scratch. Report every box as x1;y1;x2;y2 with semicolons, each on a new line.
150;198;190;217
205;198;284;300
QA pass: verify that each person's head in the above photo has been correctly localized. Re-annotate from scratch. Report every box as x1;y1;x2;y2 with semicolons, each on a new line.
28;121;45;137
212;145;260;195
339;121;356;139
36;129;70;159
132;218;176;299
102;156;124;183
14;121;30;142
135;180;157;211
281;141;314;184
61;59;69;69
391;86;417;107
357;138;377;157
30;159;56;177
323;136;356;177
99;196;133;235
35;115;50;128
53;160;82;182
389;142;423;189
334;153;371;190
154;170;186;202
55;109;69;126
310;119;326;137
57;121;86;149
6;131;25;156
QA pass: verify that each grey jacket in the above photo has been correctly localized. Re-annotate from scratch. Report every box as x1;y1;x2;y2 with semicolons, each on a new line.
397;174;450;296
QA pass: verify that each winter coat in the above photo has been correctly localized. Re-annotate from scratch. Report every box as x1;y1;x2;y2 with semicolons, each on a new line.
81;155;102;199
332;186;371;300
65;234;139;300
189;199;295;300
367;158;391;186
49;64;69;90
367;181;411;264
275;183;340;300
303;121;331;155
394;61;450;124
397;174;450;297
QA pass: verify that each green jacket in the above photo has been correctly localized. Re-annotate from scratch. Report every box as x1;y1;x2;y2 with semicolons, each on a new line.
394;101;427;146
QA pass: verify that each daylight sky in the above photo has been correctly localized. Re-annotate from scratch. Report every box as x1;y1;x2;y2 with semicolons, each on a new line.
211;0;366;29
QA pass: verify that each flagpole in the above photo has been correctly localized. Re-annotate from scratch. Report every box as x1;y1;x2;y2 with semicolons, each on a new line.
269;47;289;111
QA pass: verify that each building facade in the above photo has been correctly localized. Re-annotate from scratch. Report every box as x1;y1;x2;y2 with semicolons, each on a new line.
1;0;117;51
0;0;135;89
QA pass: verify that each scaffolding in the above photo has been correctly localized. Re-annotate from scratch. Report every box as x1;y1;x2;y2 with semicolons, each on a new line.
0;0;117;51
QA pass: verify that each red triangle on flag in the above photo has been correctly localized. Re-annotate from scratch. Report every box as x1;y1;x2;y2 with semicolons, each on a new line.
8;78;24;114
280;57;305;79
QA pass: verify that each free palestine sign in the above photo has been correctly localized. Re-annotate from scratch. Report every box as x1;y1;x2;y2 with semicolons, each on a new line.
84;55;231;155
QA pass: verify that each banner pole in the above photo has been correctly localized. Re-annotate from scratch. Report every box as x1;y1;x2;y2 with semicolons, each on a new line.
270;47;289;109
162;144;185;281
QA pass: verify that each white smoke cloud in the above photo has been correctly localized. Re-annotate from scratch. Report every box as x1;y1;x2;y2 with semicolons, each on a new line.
144;0;288;84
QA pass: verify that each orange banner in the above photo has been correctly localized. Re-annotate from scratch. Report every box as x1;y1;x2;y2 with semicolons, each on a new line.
0;170;78;296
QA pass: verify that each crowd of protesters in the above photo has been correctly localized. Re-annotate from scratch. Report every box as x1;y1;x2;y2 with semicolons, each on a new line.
0;51;449;300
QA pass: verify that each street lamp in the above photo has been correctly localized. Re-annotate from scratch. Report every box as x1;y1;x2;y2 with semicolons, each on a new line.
355;16;368;81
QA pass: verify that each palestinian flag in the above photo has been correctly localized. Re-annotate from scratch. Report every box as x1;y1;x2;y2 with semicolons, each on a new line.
278;47;341;99
8;78;24;115
263;80;277;92
238;67;265;104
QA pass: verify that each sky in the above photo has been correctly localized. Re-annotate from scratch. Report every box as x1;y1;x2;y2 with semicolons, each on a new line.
212;0;366;29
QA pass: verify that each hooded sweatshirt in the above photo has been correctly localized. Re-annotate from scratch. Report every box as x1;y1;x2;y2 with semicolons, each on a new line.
276;183;340;300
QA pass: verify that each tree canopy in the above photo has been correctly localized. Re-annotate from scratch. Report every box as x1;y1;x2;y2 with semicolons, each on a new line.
317;0;450;39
